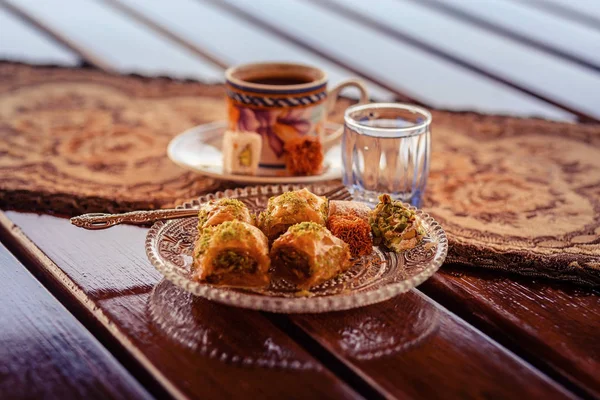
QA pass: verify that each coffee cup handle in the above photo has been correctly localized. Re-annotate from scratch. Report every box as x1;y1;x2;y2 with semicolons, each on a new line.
323;79;370;151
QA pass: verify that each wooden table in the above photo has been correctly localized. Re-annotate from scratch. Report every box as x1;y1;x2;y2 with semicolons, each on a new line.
1;0;599;398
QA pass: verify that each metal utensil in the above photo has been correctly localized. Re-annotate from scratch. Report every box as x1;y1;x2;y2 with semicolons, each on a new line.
70;208;199;230
70;185;351;230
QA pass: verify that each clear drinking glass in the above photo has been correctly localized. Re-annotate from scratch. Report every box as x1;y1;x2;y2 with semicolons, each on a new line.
342;103;432;207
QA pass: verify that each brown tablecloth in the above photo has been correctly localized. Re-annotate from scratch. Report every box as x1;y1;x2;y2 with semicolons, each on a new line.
1;62;598;285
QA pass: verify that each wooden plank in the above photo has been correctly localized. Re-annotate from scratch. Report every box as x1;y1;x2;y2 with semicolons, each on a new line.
0;211;359;400
288;291;576;399
2;212;578;399
513;0;600;33
4;0;223;80
0;241;151;400
106;0;395;101
532;0;600;17
320;0;600;121
103;0;229;70
0;7;79;66
208;0;574;121
406;0;600;73
1;0;114;70
312;0;599;124
199;0;419;105
420;267;600;399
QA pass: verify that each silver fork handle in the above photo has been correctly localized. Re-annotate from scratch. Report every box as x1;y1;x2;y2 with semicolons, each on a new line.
70;208;198;230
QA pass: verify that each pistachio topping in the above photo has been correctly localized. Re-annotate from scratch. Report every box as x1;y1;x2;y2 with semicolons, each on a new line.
287;221;326;238
213;250;257;272
195;226;215;257
238;144;252;167
215;220;250;241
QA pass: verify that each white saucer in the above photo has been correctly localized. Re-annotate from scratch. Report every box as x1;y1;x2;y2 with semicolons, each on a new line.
167;121;343;184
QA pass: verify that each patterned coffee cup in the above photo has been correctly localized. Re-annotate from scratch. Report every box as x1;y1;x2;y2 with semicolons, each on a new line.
226;62;369;175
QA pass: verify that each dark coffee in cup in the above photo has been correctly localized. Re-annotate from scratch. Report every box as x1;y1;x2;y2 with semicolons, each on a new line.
245;76;314;86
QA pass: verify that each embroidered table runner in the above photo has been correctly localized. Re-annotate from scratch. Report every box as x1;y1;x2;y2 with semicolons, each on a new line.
1;63;598;285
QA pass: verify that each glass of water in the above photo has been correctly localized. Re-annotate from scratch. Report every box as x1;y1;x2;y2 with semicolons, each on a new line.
342;103;432;207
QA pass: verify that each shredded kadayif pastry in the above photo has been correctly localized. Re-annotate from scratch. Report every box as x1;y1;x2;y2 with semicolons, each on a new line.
284;137;324;176
327;214;373;257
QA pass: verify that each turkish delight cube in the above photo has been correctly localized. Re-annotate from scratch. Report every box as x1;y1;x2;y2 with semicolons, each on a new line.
222;130;261;175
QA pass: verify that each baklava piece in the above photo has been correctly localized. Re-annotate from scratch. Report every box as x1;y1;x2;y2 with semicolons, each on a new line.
193;220;270;288
197;198;253;230
258;188;327;242
270;222;351;289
